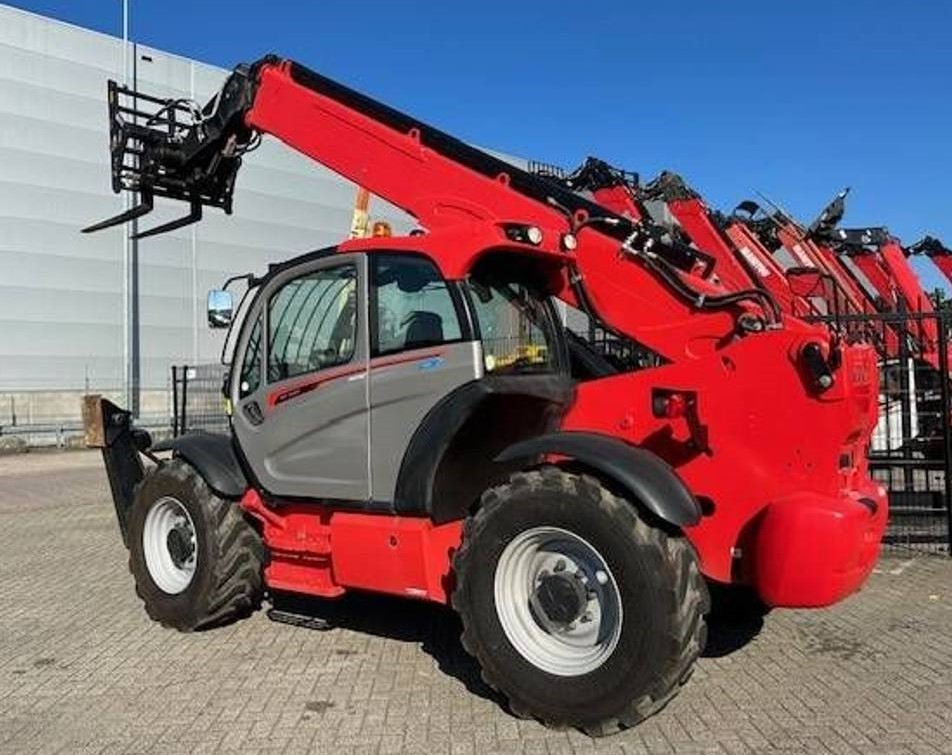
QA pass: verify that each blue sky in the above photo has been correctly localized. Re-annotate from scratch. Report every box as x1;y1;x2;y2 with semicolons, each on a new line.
10;1;952;288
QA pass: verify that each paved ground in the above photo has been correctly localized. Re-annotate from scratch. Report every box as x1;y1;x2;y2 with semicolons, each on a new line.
1;451;951;755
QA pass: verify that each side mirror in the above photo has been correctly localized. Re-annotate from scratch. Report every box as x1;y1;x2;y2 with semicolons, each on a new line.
207;289;234;329
786;267;825;298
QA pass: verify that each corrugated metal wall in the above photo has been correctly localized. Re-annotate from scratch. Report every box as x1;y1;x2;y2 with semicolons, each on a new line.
0;4;409;406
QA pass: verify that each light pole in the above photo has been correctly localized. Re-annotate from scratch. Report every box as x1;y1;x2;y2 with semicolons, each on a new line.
120;0;140;416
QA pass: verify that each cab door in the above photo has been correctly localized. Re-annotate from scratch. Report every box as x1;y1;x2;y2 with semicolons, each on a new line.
367;254;481;506
230;253;370;501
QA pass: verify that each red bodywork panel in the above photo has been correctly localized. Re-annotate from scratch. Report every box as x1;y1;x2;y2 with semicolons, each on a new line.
229;60;885;609
561;328;887;600
241;490;462;603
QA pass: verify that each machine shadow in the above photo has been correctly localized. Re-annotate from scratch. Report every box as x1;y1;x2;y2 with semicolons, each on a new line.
269;582;767;690
268;590;504;704
702;584;768;658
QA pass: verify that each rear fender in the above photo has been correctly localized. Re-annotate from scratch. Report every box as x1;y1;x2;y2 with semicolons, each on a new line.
495;431;701;529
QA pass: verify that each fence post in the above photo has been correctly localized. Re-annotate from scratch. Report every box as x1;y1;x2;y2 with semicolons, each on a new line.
898;318;914;489
181;365;189;436
171;365;179;438
939;313;952;557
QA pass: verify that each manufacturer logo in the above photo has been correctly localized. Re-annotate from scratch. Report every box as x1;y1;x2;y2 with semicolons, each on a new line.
418;357;444;371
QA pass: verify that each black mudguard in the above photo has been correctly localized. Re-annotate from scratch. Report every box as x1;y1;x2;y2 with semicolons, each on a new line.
495;431;701;528
394;375;576;523
151;433;247;499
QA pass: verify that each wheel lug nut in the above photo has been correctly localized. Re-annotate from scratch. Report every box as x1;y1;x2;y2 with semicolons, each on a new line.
554;559;566;573
581;613;592;623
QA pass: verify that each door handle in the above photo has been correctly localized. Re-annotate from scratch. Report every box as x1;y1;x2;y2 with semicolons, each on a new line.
242;400;264;426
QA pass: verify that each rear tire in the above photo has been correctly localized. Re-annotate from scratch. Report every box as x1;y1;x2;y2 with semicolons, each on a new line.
452;467;708;735
127;459;265;631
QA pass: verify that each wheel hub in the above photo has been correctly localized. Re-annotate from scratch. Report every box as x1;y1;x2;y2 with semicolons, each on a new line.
532;572;587;627
166;523;195;568
494;526;623;677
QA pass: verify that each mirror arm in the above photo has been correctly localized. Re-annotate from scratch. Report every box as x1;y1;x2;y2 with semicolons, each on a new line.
223;272;260;291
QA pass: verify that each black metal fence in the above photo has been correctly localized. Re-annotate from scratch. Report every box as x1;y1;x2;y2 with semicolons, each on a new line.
843;312;952;556
170;311;952;555
170;363;229;437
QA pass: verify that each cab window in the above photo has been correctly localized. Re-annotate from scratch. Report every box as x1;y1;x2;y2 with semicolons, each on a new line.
267;265;357;382
371;255;463;355
467;275;560;374
238;314;262;399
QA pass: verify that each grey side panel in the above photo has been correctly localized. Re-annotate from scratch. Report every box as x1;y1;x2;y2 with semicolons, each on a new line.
258;372;369;499
496;431;701;528
152;432;247;498
369;341;482;504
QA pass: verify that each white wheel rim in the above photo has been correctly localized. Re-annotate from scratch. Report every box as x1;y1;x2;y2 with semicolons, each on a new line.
142;496;198;594
494;526;623;677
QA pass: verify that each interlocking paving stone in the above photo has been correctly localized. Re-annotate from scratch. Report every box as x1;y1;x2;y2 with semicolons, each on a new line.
1;450;951;754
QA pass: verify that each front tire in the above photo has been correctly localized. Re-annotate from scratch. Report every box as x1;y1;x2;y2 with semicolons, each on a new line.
127;459;265;631
452;467;708;735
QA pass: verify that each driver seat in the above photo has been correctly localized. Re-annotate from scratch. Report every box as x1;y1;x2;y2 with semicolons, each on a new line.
404;311;444;349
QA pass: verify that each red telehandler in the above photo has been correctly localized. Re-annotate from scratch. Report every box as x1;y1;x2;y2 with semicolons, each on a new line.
724;194;913;360
543;160;878;335
795;194;952;458
805;192;947;371
81;56;886;734
909;236;952;289
638;173;863;323
537;161;809;315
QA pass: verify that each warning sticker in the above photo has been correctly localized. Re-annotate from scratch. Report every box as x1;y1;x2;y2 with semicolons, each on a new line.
738;246;771;278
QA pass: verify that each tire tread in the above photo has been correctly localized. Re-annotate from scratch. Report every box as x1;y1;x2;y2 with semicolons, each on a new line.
129;459;264;631
452;466;708;736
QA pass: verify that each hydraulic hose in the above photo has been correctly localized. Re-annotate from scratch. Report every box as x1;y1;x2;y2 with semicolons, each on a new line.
584;215;782;326
568;263;629;343
549;196;782;330
641;250;783;326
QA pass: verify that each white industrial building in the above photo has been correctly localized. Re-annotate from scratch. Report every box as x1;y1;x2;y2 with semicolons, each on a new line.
0;4;414;436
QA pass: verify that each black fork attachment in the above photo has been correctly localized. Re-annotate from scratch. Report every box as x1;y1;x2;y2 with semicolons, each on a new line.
82;63;263;239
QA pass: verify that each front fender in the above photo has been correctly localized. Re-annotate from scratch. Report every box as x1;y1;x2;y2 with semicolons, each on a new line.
495;431;701;528
151;432;247;499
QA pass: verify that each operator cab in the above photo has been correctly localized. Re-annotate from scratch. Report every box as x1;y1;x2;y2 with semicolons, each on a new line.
215;245;573;518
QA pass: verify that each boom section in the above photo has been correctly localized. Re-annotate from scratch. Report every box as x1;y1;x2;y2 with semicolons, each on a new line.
83;57;676;265
82;55;793;358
